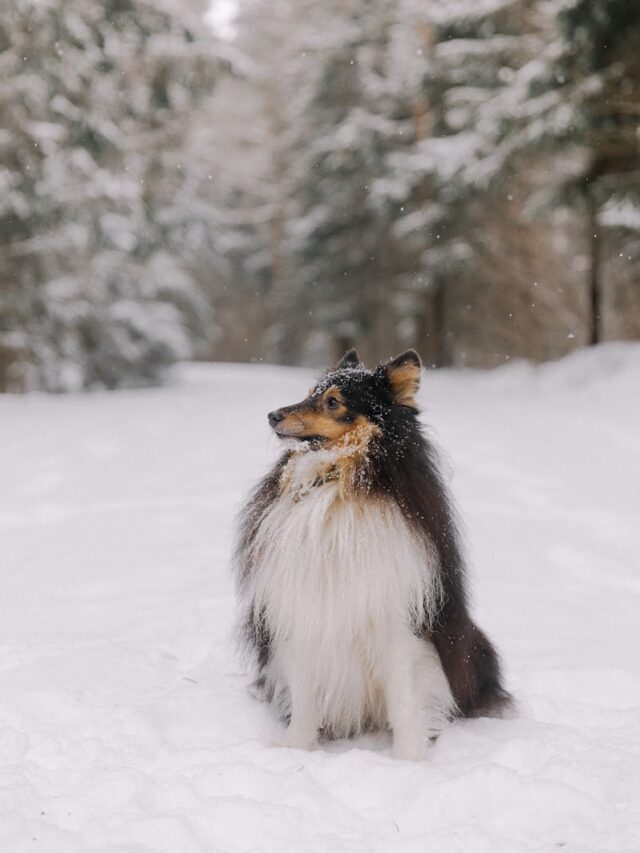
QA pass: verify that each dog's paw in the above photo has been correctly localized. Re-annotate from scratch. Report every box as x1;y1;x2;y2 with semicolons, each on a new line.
391;736;427;761
280;730;318;751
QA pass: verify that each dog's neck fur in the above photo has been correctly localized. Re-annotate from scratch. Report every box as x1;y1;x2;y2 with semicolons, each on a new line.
280;420;380;500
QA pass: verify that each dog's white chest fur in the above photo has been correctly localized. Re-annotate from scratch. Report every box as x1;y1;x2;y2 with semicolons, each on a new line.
248;449;453;756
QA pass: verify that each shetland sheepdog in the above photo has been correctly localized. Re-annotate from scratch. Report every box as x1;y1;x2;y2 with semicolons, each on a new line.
234;349;510;760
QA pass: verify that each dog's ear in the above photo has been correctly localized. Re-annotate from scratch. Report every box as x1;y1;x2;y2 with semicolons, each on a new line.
335;348;362;371
384;350;422;407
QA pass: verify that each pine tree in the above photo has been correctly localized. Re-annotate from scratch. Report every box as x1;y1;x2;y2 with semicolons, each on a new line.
220;0;303;364
538;0;640;343
378;0;544;365
0;0;220;391
423;0;640;348
284;0;430;364
208;0;640;367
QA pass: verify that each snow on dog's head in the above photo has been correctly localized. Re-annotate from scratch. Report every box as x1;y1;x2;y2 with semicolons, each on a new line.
266;349;423;452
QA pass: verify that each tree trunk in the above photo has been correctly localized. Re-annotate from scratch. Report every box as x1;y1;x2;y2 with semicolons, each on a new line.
587;193;602;346
416;281;450;367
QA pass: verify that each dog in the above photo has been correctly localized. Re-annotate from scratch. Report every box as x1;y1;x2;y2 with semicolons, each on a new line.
234;349;510;759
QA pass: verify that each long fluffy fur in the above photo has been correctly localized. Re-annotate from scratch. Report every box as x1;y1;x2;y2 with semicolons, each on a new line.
360;400;511;718
234;352;510;757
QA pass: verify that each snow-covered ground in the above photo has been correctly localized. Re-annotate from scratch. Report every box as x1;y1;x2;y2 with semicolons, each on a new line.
2;345;640;853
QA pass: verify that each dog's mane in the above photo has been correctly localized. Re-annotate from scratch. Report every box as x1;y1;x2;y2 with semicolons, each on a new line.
365;406;467;610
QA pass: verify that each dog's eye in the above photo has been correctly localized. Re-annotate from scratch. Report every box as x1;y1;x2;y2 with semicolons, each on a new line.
326;396;340;410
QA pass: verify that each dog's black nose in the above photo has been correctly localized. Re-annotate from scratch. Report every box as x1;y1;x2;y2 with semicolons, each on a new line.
268;409;285;427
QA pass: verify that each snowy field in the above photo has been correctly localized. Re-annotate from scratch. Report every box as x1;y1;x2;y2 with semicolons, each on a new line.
2;345;640;853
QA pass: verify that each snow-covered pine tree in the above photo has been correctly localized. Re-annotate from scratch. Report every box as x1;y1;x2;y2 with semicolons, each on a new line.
0;0;220;392
284;0;421;365
205;0;639;366
210;0;303;365
378;0;545;365
425;0;640;350
380;0;617;365
526;0;640;343
208;0;430;366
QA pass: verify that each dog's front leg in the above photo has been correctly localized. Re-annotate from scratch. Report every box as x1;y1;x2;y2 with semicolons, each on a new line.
282;676;320;750
385;630;444;761
277;640;320;750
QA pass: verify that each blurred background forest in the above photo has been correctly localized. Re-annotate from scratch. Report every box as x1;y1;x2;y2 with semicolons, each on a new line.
1;0;639;392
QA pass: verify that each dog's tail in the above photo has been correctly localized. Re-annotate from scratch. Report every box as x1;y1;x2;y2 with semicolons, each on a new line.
430;614;513;719
463;624;513;718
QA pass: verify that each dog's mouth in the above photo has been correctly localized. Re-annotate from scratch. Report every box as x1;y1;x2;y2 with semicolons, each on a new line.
275;429;327;444
273;427;326;446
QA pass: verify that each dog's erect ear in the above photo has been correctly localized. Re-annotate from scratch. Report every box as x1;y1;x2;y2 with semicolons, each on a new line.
335;348;362;371
384;350;422;407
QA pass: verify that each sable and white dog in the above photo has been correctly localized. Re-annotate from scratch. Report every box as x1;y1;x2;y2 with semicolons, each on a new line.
234;349;510;760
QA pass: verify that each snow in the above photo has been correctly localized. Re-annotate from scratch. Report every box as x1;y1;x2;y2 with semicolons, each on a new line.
2;344;640;852
600;197;640;233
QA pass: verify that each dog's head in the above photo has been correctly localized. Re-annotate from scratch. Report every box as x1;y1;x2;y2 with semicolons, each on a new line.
267;349;422;448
